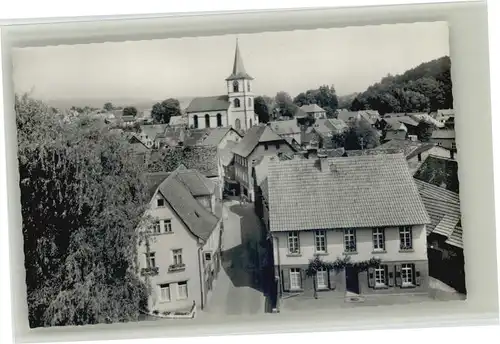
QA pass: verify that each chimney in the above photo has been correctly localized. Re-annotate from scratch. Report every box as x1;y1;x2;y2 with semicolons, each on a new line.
318;154;329;172
306;147;318;159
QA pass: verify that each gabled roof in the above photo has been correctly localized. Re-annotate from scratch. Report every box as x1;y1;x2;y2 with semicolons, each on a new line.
149;146;219;177
394;116;420;127
300;104;325;113
200;127;242;147
384;130;407;141
383;118;407;130
359;110;381;125
267;153;430;232
269;120;301;135
183;128;213;146
169;115;188;127
377;139;426;158
437;109;454;116
219;140;239;166
345;148;402;157
140;124;169;140
225;40;253;81
253;155;274;187
185;95;230;113
232;124;285;157
147;166;220;241
413;179;462;248
337;110;359;122
172;166;216;196
431;129;455;139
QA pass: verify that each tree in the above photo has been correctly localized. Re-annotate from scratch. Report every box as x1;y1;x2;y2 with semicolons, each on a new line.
275;91;297;118
254;96;273;123
103;102;114;112
416;120;435;142
350;97;364;111
16;94;150;327
151;98;182;124
342;119;380;150
123;106;138;117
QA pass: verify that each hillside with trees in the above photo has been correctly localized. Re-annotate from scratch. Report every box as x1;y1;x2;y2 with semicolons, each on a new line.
350;56;453;115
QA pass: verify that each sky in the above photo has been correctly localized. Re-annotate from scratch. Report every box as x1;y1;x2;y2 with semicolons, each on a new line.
12;21;449;104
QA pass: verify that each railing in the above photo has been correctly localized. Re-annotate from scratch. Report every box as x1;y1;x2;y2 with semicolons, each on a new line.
140;267;159;276
168;263;186;272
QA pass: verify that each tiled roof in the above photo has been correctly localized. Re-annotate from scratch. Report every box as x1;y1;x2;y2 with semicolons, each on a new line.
267;154;430;232
232;124;284;157
200;127;241;147
149;146;219;177
377;139;423;157
185;95;230;113
445;226;463;249
413;178;461;239
410;113;444;128
261;178;269;201
172;166;216;196
406;143;437;160
145;172;171;199
359;111;380;125
169;115;188;127
153;166;220;241
345;148;401;157
395;116;419;127
254;155;274;186
219;140;238;166
140;124;169;141
437;109;454;116
183;128;213;146
300;104;325;113
269;120;301;135
383;118;406;130
431;129;455;139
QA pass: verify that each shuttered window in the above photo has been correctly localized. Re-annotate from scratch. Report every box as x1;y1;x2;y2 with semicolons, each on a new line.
290;268;302;290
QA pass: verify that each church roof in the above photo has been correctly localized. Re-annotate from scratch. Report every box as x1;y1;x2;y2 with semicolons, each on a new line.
185;95;230;113
226;40;254;81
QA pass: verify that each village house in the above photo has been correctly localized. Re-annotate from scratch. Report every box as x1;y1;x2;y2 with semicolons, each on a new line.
358;110;381;129
414;179;465;294
138;166;223;314
299;104;327;120
265;152;431;305
430;129;456;151
337;110;360;123
268;119;302;145
185;40;259;132
128;134;151;166
232;124;297;202
169;115;189;128
138;124;169;149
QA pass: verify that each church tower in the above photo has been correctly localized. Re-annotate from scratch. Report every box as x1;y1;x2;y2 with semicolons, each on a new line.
226;39;258;132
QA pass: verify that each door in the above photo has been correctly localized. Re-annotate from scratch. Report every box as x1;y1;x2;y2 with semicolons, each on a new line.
345;266;360;294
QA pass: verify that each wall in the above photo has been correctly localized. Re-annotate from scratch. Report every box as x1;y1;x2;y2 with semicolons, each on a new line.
227;79;257;131
138;194;203;313
188;110;228;129
430;137;455;150
274;225;428;267
201;220;223;307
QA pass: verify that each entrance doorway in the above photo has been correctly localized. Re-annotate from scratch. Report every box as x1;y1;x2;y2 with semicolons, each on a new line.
345;266;360;295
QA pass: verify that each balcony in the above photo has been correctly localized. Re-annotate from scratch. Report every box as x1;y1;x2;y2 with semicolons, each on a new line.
399;244;414;252
140;267;159;276
168;263;186;272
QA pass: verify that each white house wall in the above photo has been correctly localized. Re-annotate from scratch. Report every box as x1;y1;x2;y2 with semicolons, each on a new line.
188;110;229;129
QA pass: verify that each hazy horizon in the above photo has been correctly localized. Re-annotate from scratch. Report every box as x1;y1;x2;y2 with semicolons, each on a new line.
12;22;449;108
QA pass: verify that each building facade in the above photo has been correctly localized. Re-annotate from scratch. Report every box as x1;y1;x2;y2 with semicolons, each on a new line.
264;153;431;304
138;167;222;313
186;40;259;132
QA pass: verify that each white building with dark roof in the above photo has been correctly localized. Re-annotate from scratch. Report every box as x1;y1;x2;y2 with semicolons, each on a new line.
186;40;259;132
264;152;431;305
300;104;327;119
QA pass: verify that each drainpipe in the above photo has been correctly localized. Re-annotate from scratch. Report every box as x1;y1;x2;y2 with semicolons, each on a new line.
197;245;205;310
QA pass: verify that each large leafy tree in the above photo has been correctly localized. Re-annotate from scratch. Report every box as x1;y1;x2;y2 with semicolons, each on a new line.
151;98;182;124
333;119;380;151
275;91;298;118
16;94;151;327
103;102;114;112
254;96;273;123
123;106;138;117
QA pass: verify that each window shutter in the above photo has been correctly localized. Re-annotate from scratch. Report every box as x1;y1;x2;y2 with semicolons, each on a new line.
328;269;336;290
300;269;306;289
395;265;402;287
415;265;421;286
368;267;375;288
282;269;291;292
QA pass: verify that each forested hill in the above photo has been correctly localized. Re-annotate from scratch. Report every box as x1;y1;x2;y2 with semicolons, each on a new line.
350;56;453;114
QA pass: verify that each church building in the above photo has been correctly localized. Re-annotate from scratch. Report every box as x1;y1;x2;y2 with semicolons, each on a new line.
186;40;259;132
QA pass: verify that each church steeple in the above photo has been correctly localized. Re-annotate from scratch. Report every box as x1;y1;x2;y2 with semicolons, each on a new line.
226;39;254;81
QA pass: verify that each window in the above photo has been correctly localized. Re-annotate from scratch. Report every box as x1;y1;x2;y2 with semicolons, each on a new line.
372;228;385;251
193;115;198;129
452;142;457;150
172;249;183;266
374;265;388;287
204;252;212;261
177;281;188;300
164;219;172;233
344;229;356;252
314;230;327;253
234;98;241;108
157;198;165;207
205;114;210;128
275;143;280;150
153;221;161;234
235;118;241;130
316;267;328;289
399;226;413;250
247;82;251;92
401;264;414;286
290;268;301;290
146;252;156;268
216;113;222;127
288;231;300;254
159;283;171;302
248;98;252;107
233;80;239;92
264;143;268;150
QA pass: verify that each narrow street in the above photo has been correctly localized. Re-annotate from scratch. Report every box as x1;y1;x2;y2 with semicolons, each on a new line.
201;200;268;317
